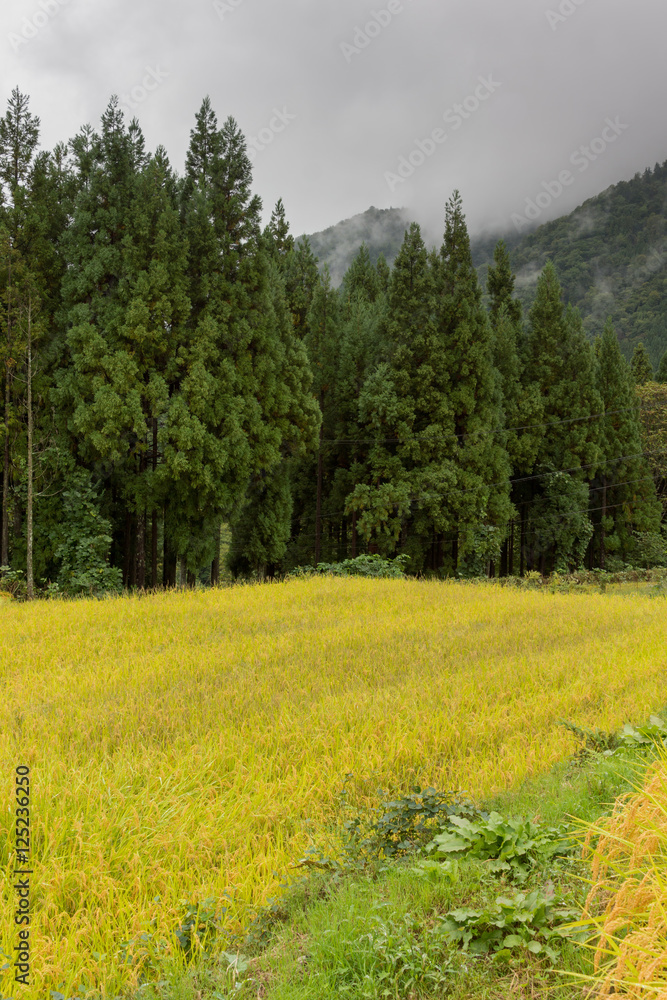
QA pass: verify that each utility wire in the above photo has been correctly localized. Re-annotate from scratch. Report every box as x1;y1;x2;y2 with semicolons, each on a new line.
319;401;666;446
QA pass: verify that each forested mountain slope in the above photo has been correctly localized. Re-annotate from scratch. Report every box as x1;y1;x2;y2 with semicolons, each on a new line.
300;206;409;286
306;161;667;364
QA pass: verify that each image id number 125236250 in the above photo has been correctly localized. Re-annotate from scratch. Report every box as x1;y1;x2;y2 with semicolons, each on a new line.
13;765;32;986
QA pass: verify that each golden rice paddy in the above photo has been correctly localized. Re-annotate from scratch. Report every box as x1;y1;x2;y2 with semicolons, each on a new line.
1;577;667;997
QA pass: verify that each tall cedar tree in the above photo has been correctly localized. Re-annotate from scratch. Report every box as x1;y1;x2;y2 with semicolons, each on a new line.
486;239;543;574
332;249;387;559
120;146;191;587
486;240;543;474
348;222;455;569
592;319;661;568
54;101;159;587
432;191;511;574
631;342;654;385
281;236;319;339
522;262;601;572
227;253;321;578
656;348;667;383
0;88;40;571
285;266;341;568
181;99;319;580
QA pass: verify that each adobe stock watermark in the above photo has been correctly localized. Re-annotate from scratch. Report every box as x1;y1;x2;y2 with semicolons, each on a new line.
213;0;245;20
8;0;72;53
545;0;587;31
384;75;501;193
340;0;416;64
511;116;629;232
119;66;169;117
247;107;296;162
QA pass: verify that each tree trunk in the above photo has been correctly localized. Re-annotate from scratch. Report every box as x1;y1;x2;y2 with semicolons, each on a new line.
151;417;158;587
315;426;323;566
163;505;176;587
26;296;33;600
600;477;607;570
178;554;187;588
351;511;358;558
2;368;10;569
1;247;11;570
135;448;146;589
123;510;132;587
520;512;526;577
136;512;146;589
211;522;221;586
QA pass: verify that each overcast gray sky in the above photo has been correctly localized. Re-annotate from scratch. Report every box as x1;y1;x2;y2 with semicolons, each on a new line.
1;0;666;244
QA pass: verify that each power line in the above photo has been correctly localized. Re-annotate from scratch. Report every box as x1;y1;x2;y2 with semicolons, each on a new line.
292;448;667;530
319;401;665;447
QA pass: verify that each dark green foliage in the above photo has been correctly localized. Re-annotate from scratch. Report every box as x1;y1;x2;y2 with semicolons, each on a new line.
437;889;581;961
341;242;381;304
593;320;662;569
630;341;654;385
54;471;122;596
530;473;593;573
518;265;602;572
288;553;409;579
486;240;542;475
434;193;512;573
5;90;667;593
173;897;222;962
308;164;667;369
656;348;667;383
360;787;481;858
280;236;320;338
227;464;293;579
428;812;574;881
0;86;40;197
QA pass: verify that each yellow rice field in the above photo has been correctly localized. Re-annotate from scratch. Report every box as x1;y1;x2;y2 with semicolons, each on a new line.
584;752;667;997
1;577;667;997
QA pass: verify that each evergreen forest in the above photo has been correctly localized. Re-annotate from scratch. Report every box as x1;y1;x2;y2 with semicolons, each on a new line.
1;88;666;596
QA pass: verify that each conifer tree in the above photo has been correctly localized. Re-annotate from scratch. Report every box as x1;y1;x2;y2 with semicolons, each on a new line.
0;87;40;199
432;192;511;574
341;243;380;306
630;341;654;385
119;146;191;587
485;240;542;574
486;239;543;476
655;348;667;383
593;319;661;568
227;254;320;577
347;222;449;567
54;99;150;585
522;263;601;571
264;198;294;259
180;99;319;580
285;267;341;567
0;89;41;572
281;236;319;338
376;252;390;294
333;267;386;557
